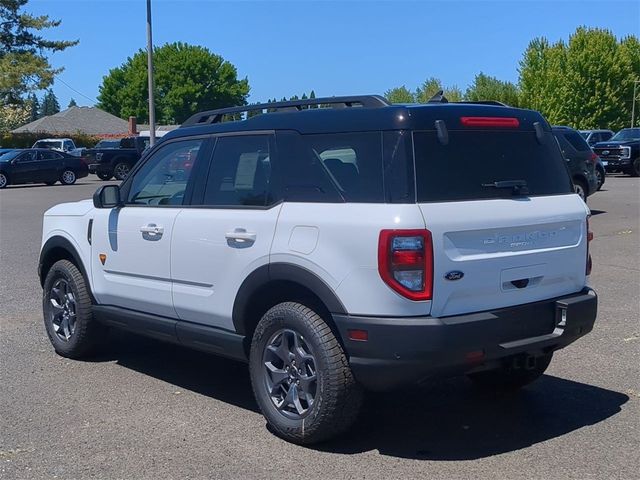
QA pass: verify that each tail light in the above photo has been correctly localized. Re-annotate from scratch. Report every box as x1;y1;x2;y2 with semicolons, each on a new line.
586;217;593;275
460;117;520;128
378;229;433;301
590;152;598;164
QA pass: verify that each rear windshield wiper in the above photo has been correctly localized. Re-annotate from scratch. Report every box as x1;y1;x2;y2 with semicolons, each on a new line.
481;179;529;195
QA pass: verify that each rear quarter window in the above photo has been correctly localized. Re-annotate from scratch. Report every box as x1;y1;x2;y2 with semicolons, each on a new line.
413;130;573;202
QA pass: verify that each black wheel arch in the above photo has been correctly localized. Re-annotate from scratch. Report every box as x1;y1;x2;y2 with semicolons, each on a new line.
39;236;90;292
232;263;347;339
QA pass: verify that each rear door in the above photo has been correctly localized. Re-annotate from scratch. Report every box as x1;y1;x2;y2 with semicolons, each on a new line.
413;126;589;318
171;133;281;331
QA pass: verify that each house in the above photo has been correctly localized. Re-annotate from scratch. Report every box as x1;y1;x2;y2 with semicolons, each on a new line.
12;106;130;137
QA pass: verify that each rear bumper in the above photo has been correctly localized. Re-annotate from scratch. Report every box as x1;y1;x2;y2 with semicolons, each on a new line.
333;288;597;391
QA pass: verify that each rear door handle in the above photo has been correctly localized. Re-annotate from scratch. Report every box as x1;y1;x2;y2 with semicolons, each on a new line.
225;228;256;247
140;223;164;238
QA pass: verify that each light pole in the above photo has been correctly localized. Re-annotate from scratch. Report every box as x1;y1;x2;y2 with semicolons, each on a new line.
146;0;156;146
632;80;640;128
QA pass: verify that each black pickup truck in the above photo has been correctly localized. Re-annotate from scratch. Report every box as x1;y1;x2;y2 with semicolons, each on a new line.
85;136;149;180
592;128;640;177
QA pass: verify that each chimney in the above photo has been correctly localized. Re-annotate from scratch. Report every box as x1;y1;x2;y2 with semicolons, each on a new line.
128;116;137;135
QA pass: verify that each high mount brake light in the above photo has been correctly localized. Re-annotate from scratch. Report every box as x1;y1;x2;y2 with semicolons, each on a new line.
378;229;433;301
460;117;520;128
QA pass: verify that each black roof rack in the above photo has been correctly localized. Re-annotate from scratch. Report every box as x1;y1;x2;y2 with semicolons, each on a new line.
181;95;390;127
455;100;509;107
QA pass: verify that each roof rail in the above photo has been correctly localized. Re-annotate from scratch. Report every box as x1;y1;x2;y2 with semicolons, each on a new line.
181;95;390;127
455;100;509;107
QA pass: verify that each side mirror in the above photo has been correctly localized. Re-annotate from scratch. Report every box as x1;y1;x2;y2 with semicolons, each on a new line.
93;184;122;208
10;159;17;165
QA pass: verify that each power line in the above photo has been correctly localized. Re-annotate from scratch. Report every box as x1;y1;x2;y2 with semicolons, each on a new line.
54;76;97;104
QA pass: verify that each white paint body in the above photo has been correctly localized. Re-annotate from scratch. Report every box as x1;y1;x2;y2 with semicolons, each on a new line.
42;190;590;330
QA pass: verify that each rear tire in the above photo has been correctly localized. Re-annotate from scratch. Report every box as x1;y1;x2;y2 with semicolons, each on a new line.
573;178;588;202
42;260;105;359
113;162;130;181
468;353;553;391
595;167;605;190
0;172;8;188
250;302;362;444
97;172;113;181
628;158;640;177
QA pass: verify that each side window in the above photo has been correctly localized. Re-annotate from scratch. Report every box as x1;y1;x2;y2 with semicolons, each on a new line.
20;151;37;162
554;133;573;155
63;140;74;151
127;139;203;206
202;135;271;206
564;131;590;151
602;131;613;141
39;151;60;160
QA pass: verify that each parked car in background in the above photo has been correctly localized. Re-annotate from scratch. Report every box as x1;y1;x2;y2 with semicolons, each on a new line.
579;129;614;147
0;149;88;189
0;148;15;157
94;139;121;149
84;136;150;180
552;126;599;201
32;138;77;153
593;128;640;177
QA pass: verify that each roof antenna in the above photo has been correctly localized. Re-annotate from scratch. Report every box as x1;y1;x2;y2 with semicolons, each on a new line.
428;90;449;103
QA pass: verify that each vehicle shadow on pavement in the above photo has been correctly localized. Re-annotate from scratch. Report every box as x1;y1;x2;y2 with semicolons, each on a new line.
318;375;629;460
93;331;629;460
91;329;259;413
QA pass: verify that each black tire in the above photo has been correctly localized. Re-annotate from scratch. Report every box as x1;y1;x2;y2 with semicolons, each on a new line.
468;353;553;391
0;172;9;188
113;162;131;181
595;166;605;190
97;172;113;181
573;178;588;202
250;302;362;444
60;169;77;185
628;158;640;177
42;260;105;359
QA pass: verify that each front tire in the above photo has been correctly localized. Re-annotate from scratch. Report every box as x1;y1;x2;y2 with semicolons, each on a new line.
60;169;77;185
468;353;553;391
628;158;640;177
595;167;605;190
43;260;105;358
97;172;113;181
250;302;362;444
0;172;8;189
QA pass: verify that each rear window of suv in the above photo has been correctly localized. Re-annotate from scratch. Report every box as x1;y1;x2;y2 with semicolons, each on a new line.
413;130;573;202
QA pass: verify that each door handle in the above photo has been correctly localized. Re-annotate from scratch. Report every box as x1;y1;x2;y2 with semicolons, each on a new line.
140;223;164;237
225;228;256;247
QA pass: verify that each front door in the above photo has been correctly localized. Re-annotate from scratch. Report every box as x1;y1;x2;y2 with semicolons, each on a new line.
90;137;206;317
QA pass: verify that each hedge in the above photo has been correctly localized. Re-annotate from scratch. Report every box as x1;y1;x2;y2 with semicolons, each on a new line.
0;132;108;149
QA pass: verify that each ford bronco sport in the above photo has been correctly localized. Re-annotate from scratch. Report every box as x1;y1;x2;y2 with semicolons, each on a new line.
39;95;598;444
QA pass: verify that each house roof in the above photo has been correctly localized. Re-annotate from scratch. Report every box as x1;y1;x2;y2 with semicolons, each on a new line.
12;107;129;136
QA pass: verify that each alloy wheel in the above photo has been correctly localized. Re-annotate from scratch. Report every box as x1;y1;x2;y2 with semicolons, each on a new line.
48;278;77;341
114;163;130;180
574;183;586;200
0;173;7;188
262;328;318;419
62;170;76;184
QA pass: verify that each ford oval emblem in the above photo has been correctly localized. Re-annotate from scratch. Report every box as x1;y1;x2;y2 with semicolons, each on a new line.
602;150;610;155
444;270;464;281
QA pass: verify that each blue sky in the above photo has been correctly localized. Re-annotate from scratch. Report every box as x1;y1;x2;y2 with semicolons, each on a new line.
30;0;640;108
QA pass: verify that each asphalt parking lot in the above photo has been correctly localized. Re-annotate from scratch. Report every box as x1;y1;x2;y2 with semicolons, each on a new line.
1;176;639;479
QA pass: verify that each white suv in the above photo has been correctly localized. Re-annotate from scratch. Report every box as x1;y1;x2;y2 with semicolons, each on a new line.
39;95;598;444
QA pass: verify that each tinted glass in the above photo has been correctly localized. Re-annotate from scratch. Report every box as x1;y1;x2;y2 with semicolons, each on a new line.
40;151;61;160
273;132;343;203
383;130;414;203
414;130;573;202
602;131;613;141
127;139;202;206
563;130;591;151
33;141;61;149
202;135;271;206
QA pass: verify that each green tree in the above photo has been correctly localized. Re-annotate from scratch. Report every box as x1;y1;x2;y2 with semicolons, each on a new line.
97;42;250;124
385;86;415;103
465;73;521;106
67;98;77;108
519;27;640;129
25;92;39;120
415;77;443;103
0;103;29;131
444;85;464;103
0;0;78;104
40;88;59;116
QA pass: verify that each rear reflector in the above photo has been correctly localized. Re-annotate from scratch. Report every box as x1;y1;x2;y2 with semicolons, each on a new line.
460;116;520;128
379;229;433;301
586;217;593;275
348;329;368;342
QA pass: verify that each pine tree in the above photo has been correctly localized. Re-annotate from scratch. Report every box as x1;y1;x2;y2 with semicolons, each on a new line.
68;98;77;108
26;93;40;121
40;89;60;116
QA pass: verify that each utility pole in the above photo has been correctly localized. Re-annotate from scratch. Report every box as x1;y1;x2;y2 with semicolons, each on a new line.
146;0;156;146
632;80;640;128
